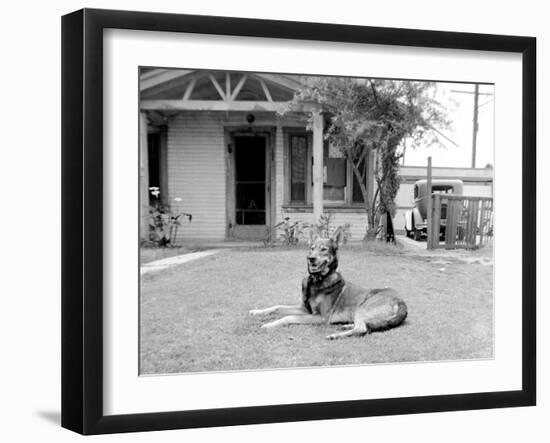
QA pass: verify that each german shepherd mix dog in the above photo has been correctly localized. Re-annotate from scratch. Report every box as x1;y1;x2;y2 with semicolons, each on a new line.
249;228;408;340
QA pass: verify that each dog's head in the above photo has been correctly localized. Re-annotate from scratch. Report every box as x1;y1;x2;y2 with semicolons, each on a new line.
306;227;344;276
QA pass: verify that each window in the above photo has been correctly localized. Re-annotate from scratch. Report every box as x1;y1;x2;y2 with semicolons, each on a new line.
323;143;346;202
290;135;308;203
432;185;454;194
285;130;370;207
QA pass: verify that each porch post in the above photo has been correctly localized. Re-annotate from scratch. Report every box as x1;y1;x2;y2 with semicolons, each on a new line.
312;112;324;222
139;112;149;241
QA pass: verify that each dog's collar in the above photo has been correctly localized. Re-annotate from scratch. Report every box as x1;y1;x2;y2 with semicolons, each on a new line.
308;272;326;283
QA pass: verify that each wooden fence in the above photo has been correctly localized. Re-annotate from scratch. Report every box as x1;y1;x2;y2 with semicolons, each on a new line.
428;194;493;249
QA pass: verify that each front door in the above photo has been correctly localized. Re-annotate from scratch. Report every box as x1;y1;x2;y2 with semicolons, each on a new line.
232;135;270;240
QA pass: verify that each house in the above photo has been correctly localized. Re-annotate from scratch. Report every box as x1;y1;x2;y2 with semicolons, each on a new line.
140;68;375;242
139;69;493;242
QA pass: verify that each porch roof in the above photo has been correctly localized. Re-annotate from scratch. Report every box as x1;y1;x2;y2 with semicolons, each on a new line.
139;68;320;112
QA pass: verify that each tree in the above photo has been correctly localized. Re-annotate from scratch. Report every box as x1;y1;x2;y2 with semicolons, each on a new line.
286;77;448;240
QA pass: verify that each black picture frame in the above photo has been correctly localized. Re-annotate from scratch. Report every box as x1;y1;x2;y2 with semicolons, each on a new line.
61;8;536;435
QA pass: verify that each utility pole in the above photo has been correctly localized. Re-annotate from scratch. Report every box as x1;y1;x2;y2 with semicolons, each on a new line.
451;84;493;168
471;83;479;168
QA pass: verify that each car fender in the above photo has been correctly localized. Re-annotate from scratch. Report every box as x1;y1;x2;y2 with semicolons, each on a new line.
404;211;413;231
412;207;424;227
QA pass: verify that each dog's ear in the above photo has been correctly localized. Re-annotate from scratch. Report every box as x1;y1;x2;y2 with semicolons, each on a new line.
331;226;344;249
308;225;318;246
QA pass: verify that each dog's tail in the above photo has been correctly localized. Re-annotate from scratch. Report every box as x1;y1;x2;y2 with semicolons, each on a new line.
388;299;408;327
364;295;408;331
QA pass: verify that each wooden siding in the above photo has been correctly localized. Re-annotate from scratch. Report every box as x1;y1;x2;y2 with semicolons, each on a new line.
281;209;368;241
167;112;226;241
327;212;368;240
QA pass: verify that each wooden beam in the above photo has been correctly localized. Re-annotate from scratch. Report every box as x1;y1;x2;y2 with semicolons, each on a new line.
230;74;248;100
225;72;231;98
432;193;441;248
209;74;226;100
259;79;273;102
426;156;433;250
182;78;196;100
312;112;324;222
221;113;307;126
140;69;194;91
141;99;320;113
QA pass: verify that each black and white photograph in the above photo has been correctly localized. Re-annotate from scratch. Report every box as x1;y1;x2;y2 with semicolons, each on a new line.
138;69;495;375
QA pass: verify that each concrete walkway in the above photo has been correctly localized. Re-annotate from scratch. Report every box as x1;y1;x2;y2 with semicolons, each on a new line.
396;234;493;265
398;235;427;250
140;249;222;275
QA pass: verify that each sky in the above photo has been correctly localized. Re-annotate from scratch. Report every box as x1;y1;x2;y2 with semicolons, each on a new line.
401;82;495;169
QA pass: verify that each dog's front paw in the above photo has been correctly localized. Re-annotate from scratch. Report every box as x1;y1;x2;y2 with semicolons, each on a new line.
249;309;263;317
261;321;277;329
337;323;354;331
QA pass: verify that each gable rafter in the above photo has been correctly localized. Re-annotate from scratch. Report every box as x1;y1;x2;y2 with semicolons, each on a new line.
208;74;227;100
230;74;249;100
225;72;231;98
140;70;305;105
258;78;273;102
140;69;195;91
182;78;197;100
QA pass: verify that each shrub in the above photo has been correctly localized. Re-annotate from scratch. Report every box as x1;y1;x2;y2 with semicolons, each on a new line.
264;217;307;246
147;189;192;247
311;212;351;244
264;213;351;247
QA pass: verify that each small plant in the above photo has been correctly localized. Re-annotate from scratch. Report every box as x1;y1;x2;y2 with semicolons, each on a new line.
147;188;192;247
312;212;352;244
264;217;307;246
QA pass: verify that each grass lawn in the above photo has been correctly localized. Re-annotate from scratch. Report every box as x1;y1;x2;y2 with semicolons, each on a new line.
139;244;493;374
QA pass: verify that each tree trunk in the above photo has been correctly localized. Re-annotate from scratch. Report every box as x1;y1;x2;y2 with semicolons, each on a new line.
350;153;379;241
385;212;395;243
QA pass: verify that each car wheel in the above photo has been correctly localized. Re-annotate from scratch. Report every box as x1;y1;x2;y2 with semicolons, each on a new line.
413;229;422;241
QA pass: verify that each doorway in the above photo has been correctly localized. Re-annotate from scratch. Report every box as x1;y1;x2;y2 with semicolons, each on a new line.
230;133;271;240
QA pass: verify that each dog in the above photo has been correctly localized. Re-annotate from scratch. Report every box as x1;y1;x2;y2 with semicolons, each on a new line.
249;228;408;340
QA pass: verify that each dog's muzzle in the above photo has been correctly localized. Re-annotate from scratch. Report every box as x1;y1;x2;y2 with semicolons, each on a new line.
307;256;324;272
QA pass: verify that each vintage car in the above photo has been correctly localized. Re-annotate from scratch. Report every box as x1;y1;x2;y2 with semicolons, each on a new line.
404;179;464;240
